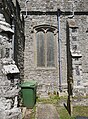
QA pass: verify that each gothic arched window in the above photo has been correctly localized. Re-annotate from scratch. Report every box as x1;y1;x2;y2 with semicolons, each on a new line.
34;25;57;68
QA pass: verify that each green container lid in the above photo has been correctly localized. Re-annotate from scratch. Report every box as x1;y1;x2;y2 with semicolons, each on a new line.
21;81;37;88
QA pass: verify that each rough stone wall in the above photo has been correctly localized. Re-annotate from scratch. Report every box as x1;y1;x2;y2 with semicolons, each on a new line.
19;0;67;96
0;0;24;118
24;15;59;97
0;28;22;119
76;15;88;95
2;0;25;80
19;0;88;96
14;12;25;80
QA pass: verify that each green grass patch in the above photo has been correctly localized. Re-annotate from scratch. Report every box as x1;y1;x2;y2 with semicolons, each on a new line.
35;95;88;119
37;95;60;104
57;106;88;119
57;107;75;119
73;106;88;117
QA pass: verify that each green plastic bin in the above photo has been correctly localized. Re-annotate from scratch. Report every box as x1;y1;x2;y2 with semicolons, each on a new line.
21;81;37;108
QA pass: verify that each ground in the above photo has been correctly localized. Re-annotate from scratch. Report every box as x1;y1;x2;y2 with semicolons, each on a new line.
36;103;59;119
22;95;88;119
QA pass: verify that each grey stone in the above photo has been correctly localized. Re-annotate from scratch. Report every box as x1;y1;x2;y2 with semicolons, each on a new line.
0;1;88;119
0;7;23;118
5;108;22;119
36;104;59;119
18;0;88;97
0;109;6;119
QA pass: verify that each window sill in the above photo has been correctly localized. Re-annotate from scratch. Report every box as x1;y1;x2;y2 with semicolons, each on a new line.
35;67;57;70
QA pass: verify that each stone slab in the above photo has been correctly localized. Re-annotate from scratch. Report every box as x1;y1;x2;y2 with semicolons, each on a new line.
36;104;59;119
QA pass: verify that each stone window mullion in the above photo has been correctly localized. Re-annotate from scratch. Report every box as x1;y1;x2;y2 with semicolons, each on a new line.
45;31;47;67
34;25;57;68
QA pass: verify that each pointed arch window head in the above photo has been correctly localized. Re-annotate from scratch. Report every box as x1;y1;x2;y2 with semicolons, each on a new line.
34;25;57;68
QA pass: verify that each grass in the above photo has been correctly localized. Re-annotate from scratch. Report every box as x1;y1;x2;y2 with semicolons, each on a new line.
73;106;88;117
57;100;88;119
29;105;88;119
30;106;36;119
37;95;60;104
23;95;88;119
37;95;88;119
57;106;75;119
37;95;73;119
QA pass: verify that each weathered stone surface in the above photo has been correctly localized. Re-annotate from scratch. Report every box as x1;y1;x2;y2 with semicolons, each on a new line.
5;108;22;119
0;109;6;119
0;0;24;118
18;0;88;97
36;104;59;119
0;0;88;116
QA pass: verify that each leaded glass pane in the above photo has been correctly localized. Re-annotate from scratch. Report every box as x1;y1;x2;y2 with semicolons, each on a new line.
36;31;45;66
47;32;55;67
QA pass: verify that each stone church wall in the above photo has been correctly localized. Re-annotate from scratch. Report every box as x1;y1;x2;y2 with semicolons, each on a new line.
18;0;88;96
